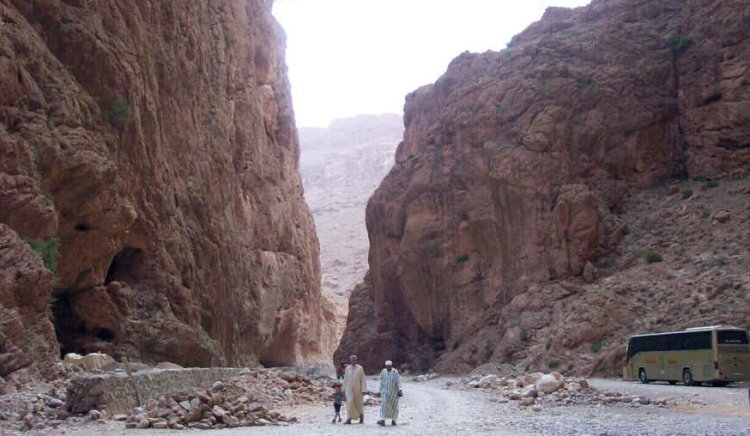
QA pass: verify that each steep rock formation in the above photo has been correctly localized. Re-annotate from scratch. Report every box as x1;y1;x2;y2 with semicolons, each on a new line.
0;0;333;375
337;0;750;373
0;224;59;377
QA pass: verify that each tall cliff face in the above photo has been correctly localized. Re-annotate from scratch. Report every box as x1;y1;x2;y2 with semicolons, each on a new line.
0;0;332;376
336;0;750;374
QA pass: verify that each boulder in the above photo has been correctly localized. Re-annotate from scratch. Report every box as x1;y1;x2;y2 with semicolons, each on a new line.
536;374;563;394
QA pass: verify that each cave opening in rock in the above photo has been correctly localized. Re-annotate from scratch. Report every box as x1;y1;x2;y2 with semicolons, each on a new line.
50;293;116;358
95;328;115;341
105;246;144;285
50;293;88;357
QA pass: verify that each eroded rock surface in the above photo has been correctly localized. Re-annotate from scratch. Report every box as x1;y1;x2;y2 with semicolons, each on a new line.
0;0;332;374
338;0;750;374
0;224;59;377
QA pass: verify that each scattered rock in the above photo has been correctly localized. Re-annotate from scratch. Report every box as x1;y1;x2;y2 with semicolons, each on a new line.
211;381;225;392
119;368;329;430
46;398;64;409
155;362;183;370
451;372;669;411
712;210;731;223
64;353;116;371
412;372;441;382
536;374;563;394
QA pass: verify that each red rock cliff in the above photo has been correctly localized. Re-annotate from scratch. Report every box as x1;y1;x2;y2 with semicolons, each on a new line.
336;0;750;373
0;0;332;376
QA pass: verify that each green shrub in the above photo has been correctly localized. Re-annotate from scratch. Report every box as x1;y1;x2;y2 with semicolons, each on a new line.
108;95;131;127
455;254;470;264
519;329;529;342
58;24;72;37
577;80;595;91
591;342;603;353
701;206;711;218
31;149;40;167
645;252;663;263
692;175;709;182
681;189;693;199
26;237;61;272
666;34;693;58
482;343;493;361
712;255;728;267
704;180;719;189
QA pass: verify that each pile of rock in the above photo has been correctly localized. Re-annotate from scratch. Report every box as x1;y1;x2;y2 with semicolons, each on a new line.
450;372;670;410
231;368;331;407
63;353;116;371
0;387;71;431
124;369;330;430
0;363;81;432
412;372;440;382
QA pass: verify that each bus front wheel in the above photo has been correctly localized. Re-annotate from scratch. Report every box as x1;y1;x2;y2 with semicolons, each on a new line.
682;369;695;386
639;368;649;384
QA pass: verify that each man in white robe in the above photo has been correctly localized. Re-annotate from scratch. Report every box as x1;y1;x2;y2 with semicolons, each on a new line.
343;354;366;424
377;360;402;426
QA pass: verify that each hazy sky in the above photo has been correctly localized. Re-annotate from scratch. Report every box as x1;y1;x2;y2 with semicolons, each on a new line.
272;0;591;127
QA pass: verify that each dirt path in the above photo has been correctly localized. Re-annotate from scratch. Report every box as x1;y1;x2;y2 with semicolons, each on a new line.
30;377;750;436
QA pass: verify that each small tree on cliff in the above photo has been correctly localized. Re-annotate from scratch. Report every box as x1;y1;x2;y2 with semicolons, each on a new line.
108;95;132;128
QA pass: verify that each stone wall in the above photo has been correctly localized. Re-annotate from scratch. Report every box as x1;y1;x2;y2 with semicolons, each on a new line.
67;368;242;415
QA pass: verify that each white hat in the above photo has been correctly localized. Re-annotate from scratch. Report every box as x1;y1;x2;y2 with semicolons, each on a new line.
385;360;393;366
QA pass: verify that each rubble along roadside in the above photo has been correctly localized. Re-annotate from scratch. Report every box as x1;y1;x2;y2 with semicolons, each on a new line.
439;371;676;411
0;359;334;433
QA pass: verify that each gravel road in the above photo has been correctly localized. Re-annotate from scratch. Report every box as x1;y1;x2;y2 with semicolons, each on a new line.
36;377;750;436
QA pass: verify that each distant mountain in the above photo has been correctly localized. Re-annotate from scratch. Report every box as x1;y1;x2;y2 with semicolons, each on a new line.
299;114;404;331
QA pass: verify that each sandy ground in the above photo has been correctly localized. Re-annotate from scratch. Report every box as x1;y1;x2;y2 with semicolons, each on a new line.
30;377;750;436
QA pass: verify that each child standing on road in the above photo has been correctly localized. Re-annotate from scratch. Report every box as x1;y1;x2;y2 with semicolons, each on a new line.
331;382;344;423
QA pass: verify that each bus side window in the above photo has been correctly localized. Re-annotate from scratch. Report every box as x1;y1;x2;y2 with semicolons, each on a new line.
685;331;712;349
667;334;682;350
628;337;643;357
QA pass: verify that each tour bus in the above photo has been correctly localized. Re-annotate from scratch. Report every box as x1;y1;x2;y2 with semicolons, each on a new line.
625;325;750;386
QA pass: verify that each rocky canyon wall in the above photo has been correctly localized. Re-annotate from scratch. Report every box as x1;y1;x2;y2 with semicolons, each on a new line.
336;0;750;374
0;0;334;377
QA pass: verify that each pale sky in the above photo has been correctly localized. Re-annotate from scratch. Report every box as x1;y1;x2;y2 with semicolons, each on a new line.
272;0;591;127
